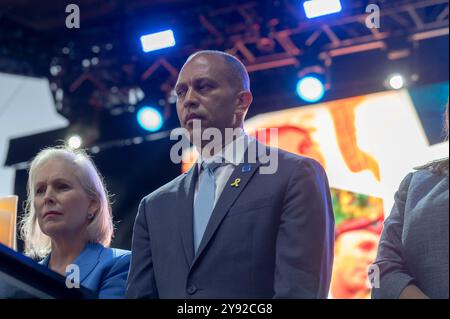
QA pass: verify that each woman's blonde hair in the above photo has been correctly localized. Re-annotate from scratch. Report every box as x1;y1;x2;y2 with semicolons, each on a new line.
20;146;114;259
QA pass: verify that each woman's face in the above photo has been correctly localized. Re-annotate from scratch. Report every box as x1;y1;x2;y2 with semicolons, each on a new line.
33;159;97;240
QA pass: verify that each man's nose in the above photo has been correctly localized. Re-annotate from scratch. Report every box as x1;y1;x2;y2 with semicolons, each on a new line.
183;88;199;109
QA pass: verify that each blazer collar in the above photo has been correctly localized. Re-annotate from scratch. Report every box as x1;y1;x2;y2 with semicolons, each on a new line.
72;243;103;282
40;243;103;283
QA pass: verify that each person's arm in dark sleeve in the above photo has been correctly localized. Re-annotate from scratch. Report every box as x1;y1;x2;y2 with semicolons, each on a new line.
274;157;335;299
371;173;428;299
126;198;159;298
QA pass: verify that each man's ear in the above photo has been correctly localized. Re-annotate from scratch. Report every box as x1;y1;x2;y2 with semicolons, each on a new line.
235;91;253;116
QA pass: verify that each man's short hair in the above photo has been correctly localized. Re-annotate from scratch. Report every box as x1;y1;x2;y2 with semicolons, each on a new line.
185;50;250;91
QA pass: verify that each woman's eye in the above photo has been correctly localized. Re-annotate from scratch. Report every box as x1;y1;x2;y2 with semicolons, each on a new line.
58;184;70;190
35;188;45;195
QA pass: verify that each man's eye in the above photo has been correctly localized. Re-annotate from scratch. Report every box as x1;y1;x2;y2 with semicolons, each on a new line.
199;84;211;91
176;90;185;97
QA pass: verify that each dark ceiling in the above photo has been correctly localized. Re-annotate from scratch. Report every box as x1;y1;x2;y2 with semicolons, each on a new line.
0;0;206;31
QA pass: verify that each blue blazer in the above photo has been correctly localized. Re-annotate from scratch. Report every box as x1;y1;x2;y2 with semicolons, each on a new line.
127;142;334;299
42;243;131;299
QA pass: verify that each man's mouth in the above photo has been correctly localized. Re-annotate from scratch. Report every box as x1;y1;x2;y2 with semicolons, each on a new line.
185;113;203;124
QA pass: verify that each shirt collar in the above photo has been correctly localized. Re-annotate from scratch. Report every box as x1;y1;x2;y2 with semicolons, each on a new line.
197;128;250;170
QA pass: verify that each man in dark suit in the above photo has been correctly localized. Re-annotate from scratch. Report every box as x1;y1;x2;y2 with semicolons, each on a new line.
126;50;334;298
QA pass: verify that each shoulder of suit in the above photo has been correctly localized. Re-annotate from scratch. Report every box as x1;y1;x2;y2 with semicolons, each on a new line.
109;247;131;258
397;160;448;195
141;172;187;203
98;245;131;262
272;146;323;168
413;157;449;176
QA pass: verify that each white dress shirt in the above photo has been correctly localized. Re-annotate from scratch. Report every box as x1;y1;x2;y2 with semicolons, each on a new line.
194;129;253;207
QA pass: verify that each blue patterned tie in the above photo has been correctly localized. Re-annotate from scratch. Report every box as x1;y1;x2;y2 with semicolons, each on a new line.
193;160;222;253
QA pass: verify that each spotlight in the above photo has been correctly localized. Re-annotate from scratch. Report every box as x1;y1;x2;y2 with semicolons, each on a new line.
91;45;101;54
137;106;163;132
387;74;405;90
128;88;145;105
167;89;177;104
50;65;62;76
91;57;99;65
303;0;342;19
140;30;176;53
296;76;325;103
68;135;82;149
55;88;64;102
82;59;91;68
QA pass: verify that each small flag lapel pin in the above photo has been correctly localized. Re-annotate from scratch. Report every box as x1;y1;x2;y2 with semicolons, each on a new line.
242;164;251;173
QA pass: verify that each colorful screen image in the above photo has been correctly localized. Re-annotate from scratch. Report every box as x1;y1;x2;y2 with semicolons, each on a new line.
330;188;384;299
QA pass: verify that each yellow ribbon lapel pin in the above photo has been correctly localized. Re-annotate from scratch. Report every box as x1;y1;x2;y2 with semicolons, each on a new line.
230;178;241;188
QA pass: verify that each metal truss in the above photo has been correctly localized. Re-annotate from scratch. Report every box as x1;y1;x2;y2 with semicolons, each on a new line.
194;0;449;72
137;0;449;102
1;0;447;123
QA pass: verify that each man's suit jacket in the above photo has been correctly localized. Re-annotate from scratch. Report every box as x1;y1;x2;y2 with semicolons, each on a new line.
126;142;334;298
42;243;131;299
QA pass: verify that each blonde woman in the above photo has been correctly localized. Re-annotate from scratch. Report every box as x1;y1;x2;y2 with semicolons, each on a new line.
20;146;130;299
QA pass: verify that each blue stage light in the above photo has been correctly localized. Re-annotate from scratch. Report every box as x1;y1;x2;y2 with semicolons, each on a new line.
303;0;342;19
296;76;325;103
137;106;163;132
140;30;176;53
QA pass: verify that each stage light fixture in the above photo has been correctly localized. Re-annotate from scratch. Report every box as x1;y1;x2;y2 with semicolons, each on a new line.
387;74;405;90
296;75;326;103
140;30;176;53
137;106;163;132
303;0;342;19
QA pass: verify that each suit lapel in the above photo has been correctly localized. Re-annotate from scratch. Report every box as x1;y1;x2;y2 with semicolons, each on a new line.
177;165;198;266
191;156;262;266
40;243;102;283
72;243;102;283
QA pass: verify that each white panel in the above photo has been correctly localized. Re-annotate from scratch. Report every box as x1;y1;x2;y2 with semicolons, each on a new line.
0;72;68;196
